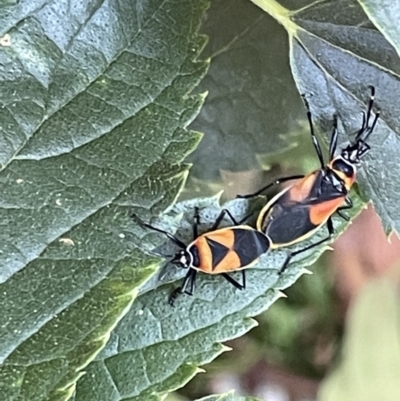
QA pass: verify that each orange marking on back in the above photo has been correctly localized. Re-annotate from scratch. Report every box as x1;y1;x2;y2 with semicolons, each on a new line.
288;172;318;202
309;197;345;225
193;228;235;274
205;229;235;248
212;250;242;274
193;236;213;273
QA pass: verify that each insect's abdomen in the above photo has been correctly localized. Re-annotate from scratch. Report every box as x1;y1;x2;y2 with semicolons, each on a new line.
189;227;270;274
262;203;317;246
262;196;345;247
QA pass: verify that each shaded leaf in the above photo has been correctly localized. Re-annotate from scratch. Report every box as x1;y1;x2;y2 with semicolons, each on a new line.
250;0;400;234
0;0;208;400
188;0;305;180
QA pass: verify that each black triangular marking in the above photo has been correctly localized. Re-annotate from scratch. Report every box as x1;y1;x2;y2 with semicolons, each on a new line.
205;237;230;270
233;229;270;266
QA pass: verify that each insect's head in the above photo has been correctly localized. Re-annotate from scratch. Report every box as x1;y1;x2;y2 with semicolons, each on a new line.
171;249;193;269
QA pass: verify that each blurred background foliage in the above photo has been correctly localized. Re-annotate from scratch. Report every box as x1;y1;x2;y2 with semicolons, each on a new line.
172;0;400;400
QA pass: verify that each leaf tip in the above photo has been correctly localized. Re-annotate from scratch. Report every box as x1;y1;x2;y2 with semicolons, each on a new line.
221;344;233;352
200;90;209;100
214;190;224;202
388;229;400;243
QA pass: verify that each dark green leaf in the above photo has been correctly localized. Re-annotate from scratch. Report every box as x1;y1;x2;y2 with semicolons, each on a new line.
0;1;208;400
188;0;305;180
250;0;400;234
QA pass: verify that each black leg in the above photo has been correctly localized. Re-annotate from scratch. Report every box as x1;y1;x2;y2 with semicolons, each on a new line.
222;270;246;290
357;87;374;134
359;112;379;144
193;207;200;240
336;197;353;221
358;142;372;158
168;288;181;307
336;209;350;221
365;85;375;129
329;114;338;160
237;174;305;199
356;86;379;143
188;269;197;295
168;268;197;306
279;217;335;275
301;94;325;169
132;213;186;249
211;208;239;230
148;250;174;258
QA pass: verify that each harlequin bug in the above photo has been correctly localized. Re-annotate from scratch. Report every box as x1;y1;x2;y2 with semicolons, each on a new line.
239;87;379;274
132;207;271;305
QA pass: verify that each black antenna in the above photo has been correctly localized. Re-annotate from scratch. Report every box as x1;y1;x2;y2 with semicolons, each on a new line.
355;86;379;143
328;114;338;160
131;213;187;249
301;94;325;169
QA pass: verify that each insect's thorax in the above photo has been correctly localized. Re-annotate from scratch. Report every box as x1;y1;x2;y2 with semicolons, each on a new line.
174;249;195;269
327;156;357;191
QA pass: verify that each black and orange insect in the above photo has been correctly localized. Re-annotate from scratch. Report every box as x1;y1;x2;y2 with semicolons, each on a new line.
132;207;271;305
239;87;380;273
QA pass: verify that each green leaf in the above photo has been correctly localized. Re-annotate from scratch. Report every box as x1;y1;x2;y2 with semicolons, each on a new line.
0;1;208;400
196;391;262;401
73;191;365;401
250;0;400;234
318;269;400;401
358;0;400;57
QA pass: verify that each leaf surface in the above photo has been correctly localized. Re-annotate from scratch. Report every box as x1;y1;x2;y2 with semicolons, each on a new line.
0;1;208;400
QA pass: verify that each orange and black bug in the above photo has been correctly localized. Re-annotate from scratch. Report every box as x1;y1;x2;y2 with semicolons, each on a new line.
239;87;380;273
132;207;271;305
